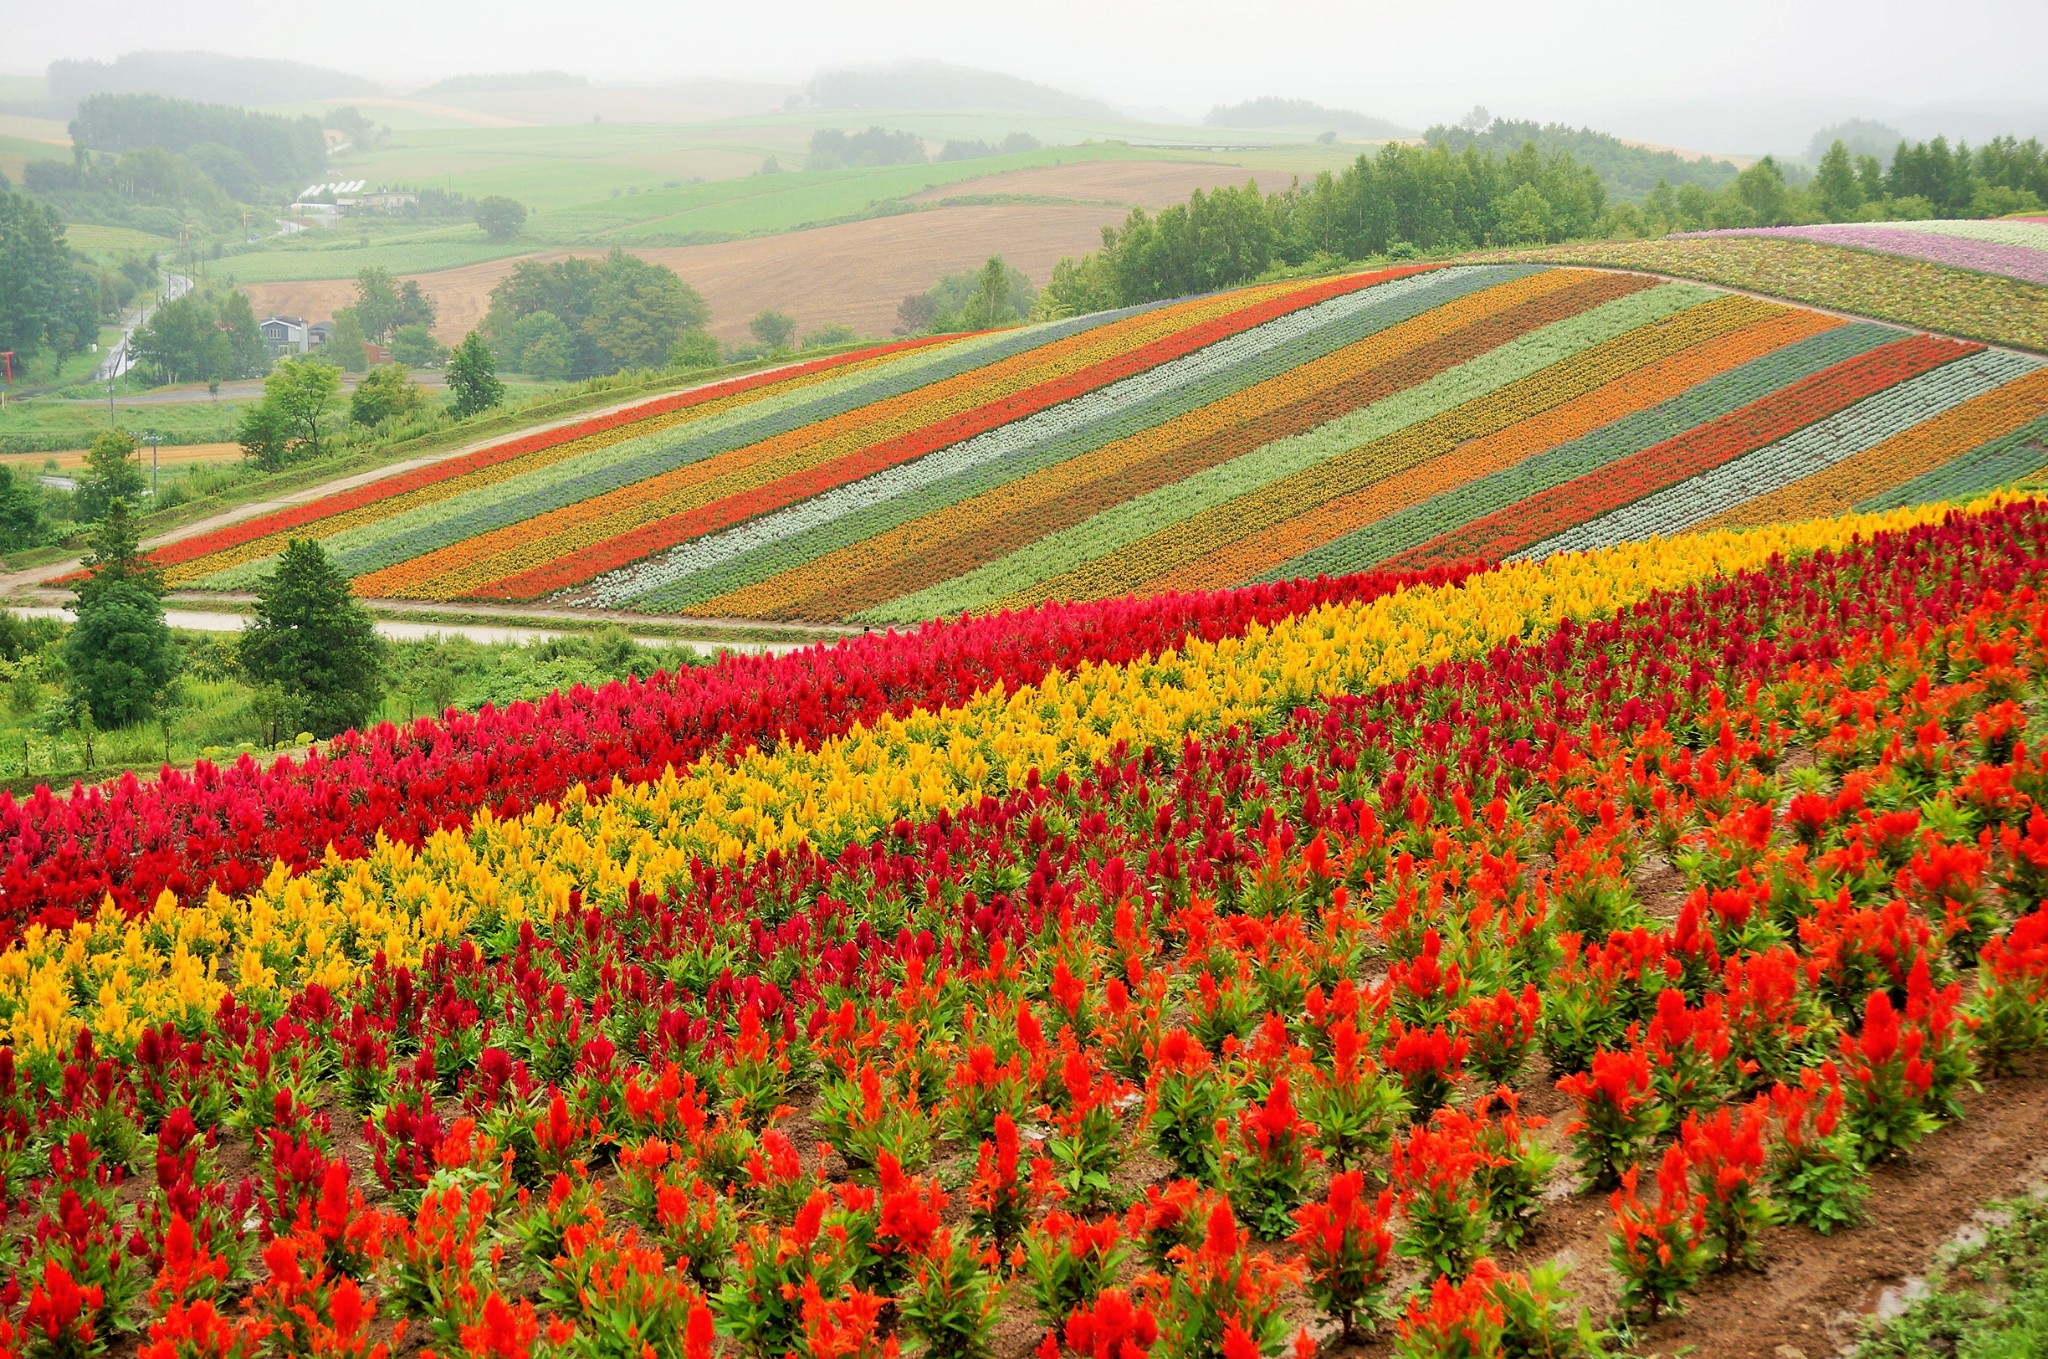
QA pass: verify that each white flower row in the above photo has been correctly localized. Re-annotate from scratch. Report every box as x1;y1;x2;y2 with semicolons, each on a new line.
1519;349;2044;560
575;268;1494;608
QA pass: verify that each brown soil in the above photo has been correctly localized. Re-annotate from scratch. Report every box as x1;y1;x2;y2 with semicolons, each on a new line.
909;161;1291;208
240;203;1133;347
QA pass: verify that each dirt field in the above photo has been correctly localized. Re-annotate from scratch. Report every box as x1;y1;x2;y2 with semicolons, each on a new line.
241;202;1133;345
909;159;1292;206
0;442;241;469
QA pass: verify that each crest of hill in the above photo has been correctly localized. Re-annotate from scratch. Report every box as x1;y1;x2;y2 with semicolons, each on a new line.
421;71;590;96
1204;97;1412;138
807;62;1125;121
46;51;379;110
1426;117;1743;200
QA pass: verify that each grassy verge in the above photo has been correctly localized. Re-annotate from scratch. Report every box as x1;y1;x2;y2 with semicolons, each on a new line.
1856;1190;2048;1358
0;621;722;796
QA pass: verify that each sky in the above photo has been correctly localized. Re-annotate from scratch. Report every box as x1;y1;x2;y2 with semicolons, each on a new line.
8;0;2046;152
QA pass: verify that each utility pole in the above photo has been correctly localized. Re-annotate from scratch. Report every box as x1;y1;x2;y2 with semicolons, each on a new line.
143;430;162;500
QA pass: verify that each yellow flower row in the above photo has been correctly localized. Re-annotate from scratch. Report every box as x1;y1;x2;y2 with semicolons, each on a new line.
0;501;1967;1058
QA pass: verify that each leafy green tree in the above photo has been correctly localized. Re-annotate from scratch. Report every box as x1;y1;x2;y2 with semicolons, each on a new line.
76;430;147;520
587;251;710;373
801;322;857;350
217;288;269;378
129;291;226;385
1813;140;1864;220
263;357;342;461
446;332;504;418
749;309;797;351
348;363;426;427
392;280;437;334
668;330;721;369
352;266;402;342
240;538;386;739
1492;182;1555;244
504;310;574;378
0;189;100;368
326;306;369;372
237;399;293;470
0;467;51;554
388;324;446;368
77;497;166;598
964;256;1014;329
475;195;528;240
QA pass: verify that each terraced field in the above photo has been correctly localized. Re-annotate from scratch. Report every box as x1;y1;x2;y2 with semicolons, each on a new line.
156;262;2048;621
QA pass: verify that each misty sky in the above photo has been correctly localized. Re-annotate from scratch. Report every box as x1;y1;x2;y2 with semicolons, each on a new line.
10;0;2046;147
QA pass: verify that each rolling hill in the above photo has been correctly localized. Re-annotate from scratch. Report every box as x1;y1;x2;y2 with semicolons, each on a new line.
155;262;2048;621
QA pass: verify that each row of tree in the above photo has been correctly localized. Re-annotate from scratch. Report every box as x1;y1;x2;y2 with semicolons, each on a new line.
0;189;102;371
1036;128;2048;315
69;93;327;192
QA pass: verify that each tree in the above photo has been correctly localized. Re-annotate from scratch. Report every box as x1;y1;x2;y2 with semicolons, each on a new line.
964;255;1011;329
0;467;51;554
326;307;369;372
802;322;857;349
749;309;797;352
895;293;937;335
77;496;165;599
76;430;147;521
1813;139;1864;220
64;502;178;729
0;189;100;368
482;251;708;379
474;195;528;240
261;357;342;461
392;280;437;334
237;399;293;470
240;538;385;739
352;266;402;342
586;250;710;373
508;310;575;379
388;324;446;368
1492;182;1555;244
348;363;426;427
668;330;720;369
446;332;504;418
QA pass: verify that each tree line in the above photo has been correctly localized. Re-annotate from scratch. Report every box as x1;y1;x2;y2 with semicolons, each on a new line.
1038;129;2048;315
69;93;327;190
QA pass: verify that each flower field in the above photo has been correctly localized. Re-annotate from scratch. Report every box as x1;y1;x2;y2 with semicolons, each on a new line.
153;263;2048;626
1668;217;2048;287
12;497;2048;1357
1482;237;2048;353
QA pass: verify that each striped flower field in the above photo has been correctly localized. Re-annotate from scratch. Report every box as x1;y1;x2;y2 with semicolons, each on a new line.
156;263;2048;623
1668;216;2048;286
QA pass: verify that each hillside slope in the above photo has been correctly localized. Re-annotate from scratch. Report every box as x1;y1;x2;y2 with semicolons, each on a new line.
156;263;2048;621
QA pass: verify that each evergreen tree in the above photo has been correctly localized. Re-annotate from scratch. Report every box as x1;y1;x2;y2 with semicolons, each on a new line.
76;430;148;520
240;538;385;738
445;332;504;418
1813;140;1864;220
64;500;177;729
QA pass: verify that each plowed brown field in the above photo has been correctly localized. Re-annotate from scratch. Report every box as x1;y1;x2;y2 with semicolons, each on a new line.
240;203;1131;346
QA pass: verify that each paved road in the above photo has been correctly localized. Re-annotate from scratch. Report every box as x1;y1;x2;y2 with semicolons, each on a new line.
94;273;193;383
0;603;809;655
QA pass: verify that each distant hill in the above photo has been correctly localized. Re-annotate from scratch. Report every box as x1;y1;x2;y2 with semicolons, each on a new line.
1205;97;1411;138
807;62;1125;121
47;52;378;110
422;71;589;96
1425;117;1742;199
